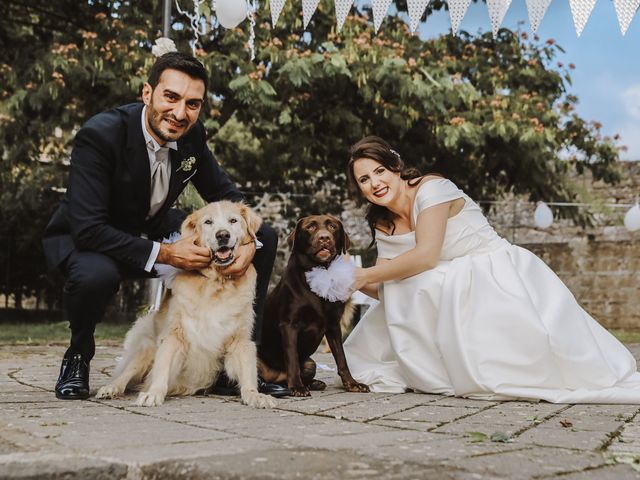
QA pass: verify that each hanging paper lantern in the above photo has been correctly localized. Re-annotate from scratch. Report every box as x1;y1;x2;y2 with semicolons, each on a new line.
534;202;554;229
216;0;248;29
624;204;640;232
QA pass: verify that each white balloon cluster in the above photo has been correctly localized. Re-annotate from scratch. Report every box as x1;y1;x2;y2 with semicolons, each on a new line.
624;203;640;232
215;0;248;29
533;202;554;229
533;200;640;233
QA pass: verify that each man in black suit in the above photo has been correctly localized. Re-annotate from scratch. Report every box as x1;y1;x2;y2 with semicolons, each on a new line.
43;52;288;400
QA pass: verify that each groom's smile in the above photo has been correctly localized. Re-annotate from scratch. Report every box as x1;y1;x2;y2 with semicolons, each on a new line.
142;69;205;144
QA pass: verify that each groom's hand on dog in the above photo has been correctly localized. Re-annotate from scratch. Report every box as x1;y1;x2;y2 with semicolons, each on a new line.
157;235;212;270
220;241;256;278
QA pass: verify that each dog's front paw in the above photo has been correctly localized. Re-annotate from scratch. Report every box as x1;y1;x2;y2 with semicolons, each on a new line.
290;386;311;397
241;390;276;409
96;384;123;399
344;381;370;393
135;391;165;407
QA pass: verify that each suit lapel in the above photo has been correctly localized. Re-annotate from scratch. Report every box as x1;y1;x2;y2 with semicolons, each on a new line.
126;104;151;218
163;140;197;211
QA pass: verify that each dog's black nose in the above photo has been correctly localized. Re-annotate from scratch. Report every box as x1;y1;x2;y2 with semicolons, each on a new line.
216;230;231;245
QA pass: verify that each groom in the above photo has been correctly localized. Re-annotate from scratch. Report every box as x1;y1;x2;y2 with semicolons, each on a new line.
42;51;289;400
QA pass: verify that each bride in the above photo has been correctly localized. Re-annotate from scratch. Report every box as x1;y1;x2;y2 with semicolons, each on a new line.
344;135;640;403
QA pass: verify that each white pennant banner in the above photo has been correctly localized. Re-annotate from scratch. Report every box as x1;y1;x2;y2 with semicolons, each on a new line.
448;0;472;34
269;0;286;27
614;0;640;35
302;0;321;29
525;0;552;32
335;0;354;32
407;0;430;32
569;0;597;36
486;0;513;37
373;0;393;32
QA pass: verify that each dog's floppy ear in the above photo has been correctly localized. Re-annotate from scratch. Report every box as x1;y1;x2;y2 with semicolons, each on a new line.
287;218;305;251
340;226;351;254
240;203;262;240
180;212;200;244
329;215;351;254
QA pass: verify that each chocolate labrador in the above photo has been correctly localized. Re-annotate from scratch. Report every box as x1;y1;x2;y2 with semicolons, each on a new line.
258;215;370;397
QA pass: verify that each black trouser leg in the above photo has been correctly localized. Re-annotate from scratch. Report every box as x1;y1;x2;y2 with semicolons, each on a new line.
251;223;277;345
62;250;122;361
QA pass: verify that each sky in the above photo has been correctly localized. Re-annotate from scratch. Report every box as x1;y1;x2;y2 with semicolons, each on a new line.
413;1;640;160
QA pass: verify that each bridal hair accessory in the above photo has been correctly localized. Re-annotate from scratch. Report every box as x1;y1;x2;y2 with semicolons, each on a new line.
389;148;401;160
305;256;356;302
151;37;178;58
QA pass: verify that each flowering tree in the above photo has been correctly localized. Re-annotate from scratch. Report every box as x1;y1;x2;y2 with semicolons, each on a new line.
0;0;621;306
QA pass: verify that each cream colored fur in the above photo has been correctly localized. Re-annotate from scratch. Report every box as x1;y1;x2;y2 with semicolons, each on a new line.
96;201;275;409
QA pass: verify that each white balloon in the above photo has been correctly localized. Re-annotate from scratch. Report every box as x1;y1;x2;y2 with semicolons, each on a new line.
624;204;640;232
216;0;248;29
534;202;554;229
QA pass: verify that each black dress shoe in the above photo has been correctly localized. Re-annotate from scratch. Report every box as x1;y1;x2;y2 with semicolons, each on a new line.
257;376;291;398
55;353;90;400
209;372;291;398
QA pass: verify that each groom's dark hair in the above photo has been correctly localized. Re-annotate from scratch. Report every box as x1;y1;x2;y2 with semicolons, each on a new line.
148;52;208;94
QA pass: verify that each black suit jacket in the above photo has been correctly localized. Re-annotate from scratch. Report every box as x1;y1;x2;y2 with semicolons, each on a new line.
42;103;243;272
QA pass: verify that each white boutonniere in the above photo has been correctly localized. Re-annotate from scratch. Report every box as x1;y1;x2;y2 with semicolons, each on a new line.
177;156;196;172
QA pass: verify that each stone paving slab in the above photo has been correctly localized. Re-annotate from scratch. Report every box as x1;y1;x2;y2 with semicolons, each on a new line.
0;345;639;479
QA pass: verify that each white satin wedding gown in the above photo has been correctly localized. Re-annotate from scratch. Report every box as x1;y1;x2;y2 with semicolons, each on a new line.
344;178;640;403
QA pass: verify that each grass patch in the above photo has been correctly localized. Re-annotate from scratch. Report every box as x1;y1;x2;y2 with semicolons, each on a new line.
1;322;640;346
610;330;640;344
0;321;129;346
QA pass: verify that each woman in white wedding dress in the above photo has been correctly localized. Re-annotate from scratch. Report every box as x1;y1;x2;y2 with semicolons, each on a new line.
344;136;640;403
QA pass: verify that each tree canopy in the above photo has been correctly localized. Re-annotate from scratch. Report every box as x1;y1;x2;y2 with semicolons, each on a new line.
0;0;622;305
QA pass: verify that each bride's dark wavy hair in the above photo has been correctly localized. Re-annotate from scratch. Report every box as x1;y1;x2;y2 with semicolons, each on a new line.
347;136;424;247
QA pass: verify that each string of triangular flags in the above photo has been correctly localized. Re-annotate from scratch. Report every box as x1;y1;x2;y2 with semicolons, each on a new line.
265;0;640;37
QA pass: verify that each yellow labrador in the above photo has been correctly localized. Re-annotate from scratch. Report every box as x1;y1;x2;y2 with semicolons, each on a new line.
96;201;275;409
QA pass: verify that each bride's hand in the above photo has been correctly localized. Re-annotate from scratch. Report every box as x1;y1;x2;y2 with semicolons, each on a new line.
351;267;370;293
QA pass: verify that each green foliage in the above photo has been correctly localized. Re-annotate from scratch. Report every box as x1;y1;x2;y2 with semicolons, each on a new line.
0;0;622;303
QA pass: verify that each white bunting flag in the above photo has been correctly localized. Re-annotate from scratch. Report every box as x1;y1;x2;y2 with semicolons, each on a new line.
269;0;286;27
373;0;393;32
613;0;640;35
335;0;354;32
525;0;552;32
568;0;597;36
302;0;321;29
407;0;430;32
448;0;472;34
486;0;513;37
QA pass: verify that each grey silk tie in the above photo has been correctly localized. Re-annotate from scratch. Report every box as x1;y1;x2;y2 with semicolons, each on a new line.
147;146;170;219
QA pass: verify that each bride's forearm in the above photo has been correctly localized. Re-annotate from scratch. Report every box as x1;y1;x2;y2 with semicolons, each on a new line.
365;248;437;284
359;283;380;300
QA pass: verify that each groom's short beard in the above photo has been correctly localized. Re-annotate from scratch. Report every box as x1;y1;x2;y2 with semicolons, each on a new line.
147;103;191;143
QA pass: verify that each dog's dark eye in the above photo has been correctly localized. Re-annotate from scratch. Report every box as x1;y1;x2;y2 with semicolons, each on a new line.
229;218;238;224
328;224;337;230
204;219;213;225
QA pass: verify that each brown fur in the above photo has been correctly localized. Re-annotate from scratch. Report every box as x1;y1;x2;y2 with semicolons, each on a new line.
257;215;369;397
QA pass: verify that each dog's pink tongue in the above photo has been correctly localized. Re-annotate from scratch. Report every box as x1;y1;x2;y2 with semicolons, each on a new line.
216;249;232;259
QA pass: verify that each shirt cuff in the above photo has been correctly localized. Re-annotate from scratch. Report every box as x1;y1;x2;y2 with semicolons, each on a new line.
145;241;161;272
